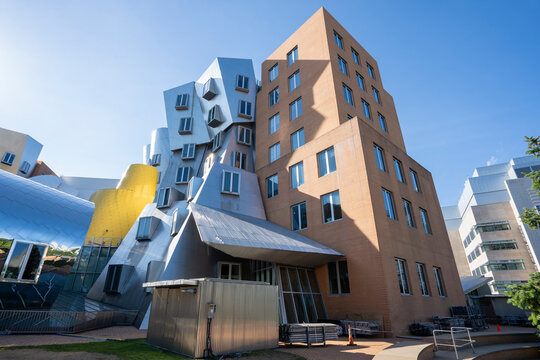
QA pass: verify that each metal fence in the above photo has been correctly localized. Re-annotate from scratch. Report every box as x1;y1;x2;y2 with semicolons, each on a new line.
0;310;137;334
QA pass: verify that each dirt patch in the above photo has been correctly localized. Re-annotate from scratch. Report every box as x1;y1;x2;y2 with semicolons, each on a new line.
0;349;119;360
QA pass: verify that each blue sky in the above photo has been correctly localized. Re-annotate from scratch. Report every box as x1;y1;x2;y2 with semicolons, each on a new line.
0;0;538;206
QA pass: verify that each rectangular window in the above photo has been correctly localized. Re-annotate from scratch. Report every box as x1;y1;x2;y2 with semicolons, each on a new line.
157;188;171;208
236;74;249;91
238;100;253;118
288;70;300;91
175;94;189;110
334;31;343;49
104;264;123;293
290;162;304;189
212;132;222;152
175;166;192;184
19;161;31;174
266;174;278;198
420;208;431;234
291;202;307;231
150;153;161;166
156;171;161;184
182;143;196;159
374;144;386;171
486;260;525;271
269;142;280;163
362;99;372;119
396;258;411;295
1;241;47;283
322;190;342;223
291;128;305;151
269;87;279;107
328;260;350;295
338;56;348;76
351;48;359;64
1;152;16;166
410;169;420;192
482;240;518;251
383;188;396;220
356;72;365;90
290;97;303;120
317;147;337;177
287;46;298;66
231;151;247;170
378;113;388;132
219;262;241;280
367;63;375;79
269;113;280;134
372;87;381;104
476;222;511;233
136;217;152;240
269;63;279;82
402;199;415;227
207;104;222;126
203;78;217;99
394;158;405;183
416;263;430;296
170;210;179;236
178;117;193;134
433;267;446;297
237;126;252;146
222;170;240;195
343;84;354;106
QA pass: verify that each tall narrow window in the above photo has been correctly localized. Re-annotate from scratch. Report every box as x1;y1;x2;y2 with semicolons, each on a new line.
288;70;300;91
394;158;405;183
231;151;247;170
291;128;305;151
178;117;193;134
362;99;372;119
322;191;342;223
372;87;381;104
402;199;415;227
291;202;307;231
290;97;303;120
328;260;350;295
287;46;298;66
416;263;430;296
238;100;253;118
410;169;421;192
351;48;359;64
374;144;386;171
182;143;196;159
290;162;304;189
382;188;396;220
266;174;278;198
269;113;280;134
212;132;222;152
176;166;192;184
356;73;365;90
269;87;279;107
170;210;179;236
269;142;280;163
378;113;388;132
343;84;354;106
396;258;411;295
420;208;432;234
157;188;171;208
237;127;252;146
236;75;249;91
269;63;279;82
317;147;337;177
338;56;348;76
367;63;375;79
222;171;240;195
433;267;446;297
334;31;343;49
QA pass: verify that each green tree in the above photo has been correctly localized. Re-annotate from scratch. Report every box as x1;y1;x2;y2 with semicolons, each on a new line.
520;136;540;229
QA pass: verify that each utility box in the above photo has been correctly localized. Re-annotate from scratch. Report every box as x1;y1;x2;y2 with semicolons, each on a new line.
143;278;278;358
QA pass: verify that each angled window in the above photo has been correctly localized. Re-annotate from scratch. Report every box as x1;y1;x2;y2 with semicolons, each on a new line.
395;258;411;295
420;208;432;234
356;72;365;90
374;144;386;171
219;262;241;280
288;70;300;91
178;117;193;134
1;241;47;283
269;63;279;82
157;188;171;208
290;162;304;189
402;199;415;227
269;113;280;134
322;190;342;224
290;97;303;120
338;56;348;76
394;158;405;183
328;260;350;295
334;31;343;49
378;113;388;132
175;94;189;110
1;152;16;166
170;209;179;236
136;217;153;240
222;170;240;195
207;104;222;127
237;126;252;146
104;264;123;293
433;267;446;297
236;75;249;92
291;202;307;231
269;142;280;163
410;169;421;192
362;99;372;119
266;174;278;198
372;87;381;104
156;171;161;184
291;128;305;151
150;153;161;166
351;48;359;64
238;100;253;119
202;78;217;99
269;87;279;107
19;161;31;174
182;143;196;160
343;84;354;106
212;132;222;152
367;63;375;79
416;263;430;296
382;188;396;220
317;147;337;177
175;166;192;184
287;46;298;66
231;151;247;170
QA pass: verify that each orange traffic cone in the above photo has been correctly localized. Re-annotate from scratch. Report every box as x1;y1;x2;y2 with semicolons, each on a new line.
496;324;501;332
347;324;357;346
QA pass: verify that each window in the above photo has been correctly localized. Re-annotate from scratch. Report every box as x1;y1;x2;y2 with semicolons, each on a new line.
290;162;304;189
291;202;307;231
222;170;240;195
176;166;192;184
237;126;252;146
203;78;217;99
291;128;305;151
207;105;222;127
328;260;350;295
322;190;342;223
351;48;359;64
396;258;411;295
236;74;249;91
343;84;354;106
402;199;415;227
334;31;343;49
156;172;161;184
19;161;31;174
362;99;372;119
394;158;405;183
186;177;195;201
338;56;348;76
367;63;375;79
374;144;386;171
433;267;446;297
372;87;381;104
476;222;511;233
416;263;430;296
1;241;47;283
287;46;298;66
269;87;279;106
288;70;300;91
486;260;525;271
269;113;280;134
150;153;161;166
269;63;279;82
178;117;192;134
419;208;431;234
347;114;353;120
136;217;152;240
269;142;280;163
356;72;365;90
482;240;518;251
290;97;302;120
238;100;253;118
378;113;388;132
219;262;241;280
175;94;189;110
317;147;337;177
1;152;16;166
170;210;179;236
266;174;278;198
182;143;196;159
410;169;420;192
157;188;171;208
212;132;222;152
231;151;247;170
104;264;123;293
382;188;396;220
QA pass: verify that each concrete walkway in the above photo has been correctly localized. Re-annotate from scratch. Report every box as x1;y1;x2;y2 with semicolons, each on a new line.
280;338;397;360
433;342;540;359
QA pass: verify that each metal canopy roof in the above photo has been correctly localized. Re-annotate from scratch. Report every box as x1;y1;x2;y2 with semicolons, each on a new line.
461;275;493;294
190;203;343;267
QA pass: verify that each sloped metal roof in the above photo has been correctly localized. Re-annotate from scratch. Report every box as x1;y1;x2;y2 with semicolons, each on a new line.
461;275;493;294
190;203;342;267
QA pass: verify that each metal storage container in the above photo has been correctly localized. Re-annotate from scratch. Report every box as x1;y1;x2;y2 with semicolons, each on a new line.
144;278;278;358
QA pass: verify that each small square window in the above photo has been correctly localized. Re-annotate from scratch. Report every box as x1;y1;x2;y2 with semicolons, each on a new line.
266;174;278;198
157;188;171;208
290;97;302;120
238;100;253;119
175;94;189;110
202;78;217;100
334;31;343;49
182;144;196;160
19;161;31;174
176;166;192;184
219;262;242;280
288;70;300;92
237;127;252;146
222;170;240;195
150;153;161;166
291;128;305;151
269;64;279;82
136;217;153;240
287;47;298;66
207;105;222;127
178;117;193;134
236;75;249;92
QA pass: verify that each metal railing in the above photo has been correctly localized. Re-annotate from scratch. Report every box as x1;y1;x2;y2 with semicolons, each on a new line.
0;310;137;334
433;326;476;359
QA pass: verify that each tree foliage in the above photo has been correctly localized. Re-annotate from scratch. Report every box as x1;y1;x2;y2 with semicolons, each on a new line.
520;136;540;230
505;272;540;331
